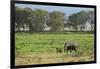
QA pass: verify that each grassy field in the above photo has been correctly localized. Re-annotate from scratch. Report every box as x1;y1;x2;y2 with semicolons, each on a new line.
15;32;94;65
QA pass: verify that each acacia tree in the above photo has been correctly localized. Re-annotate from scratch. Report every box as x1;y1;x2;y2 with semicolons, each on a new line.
65;20;73;31
48;11;65;32
31;9;48;32
23;7;33;32
77;11;88;31
67;13;80;31
15;7;33;32
15;6;24;32
67;11;88;31
15;7;48;32
87;11;94;31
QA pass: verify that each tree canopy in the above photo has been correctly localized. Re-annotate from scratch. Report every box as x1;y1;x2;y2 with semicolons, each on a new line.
15;6;95;32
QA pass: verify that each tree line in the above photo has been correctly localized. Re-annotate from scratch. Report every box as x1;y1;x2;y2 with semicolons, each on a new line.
15;6;95;32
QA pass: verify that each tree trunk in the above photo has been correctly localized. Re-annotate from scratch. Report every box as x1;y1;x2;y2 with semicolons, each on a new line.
22;24;25;32
90;24;94;31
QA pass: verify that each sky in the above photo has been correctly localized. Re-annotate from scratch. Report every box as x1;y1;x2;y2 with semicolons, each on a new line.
15;3;94;17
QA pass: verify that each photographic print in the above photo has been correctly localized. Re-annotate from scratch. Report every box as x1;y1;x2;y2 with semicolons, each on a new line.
11;1;96;68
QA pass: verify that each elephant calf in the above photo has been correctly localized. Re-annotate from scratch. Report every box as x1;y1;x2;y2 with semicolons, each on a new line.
56;48;63;54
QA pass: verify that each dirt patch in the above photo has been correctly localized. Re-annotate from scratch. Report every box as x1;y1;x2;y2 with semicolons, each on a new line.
15;53;94;66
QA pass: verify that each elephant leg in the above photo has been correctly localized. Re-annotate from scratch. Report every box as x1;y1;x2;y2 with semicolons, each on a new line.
73;48;76;52
64;49;66;53
70;49;72;52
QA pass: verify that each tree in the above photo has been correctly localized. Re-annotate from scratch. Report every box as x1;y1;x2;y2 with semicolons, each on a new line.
65;20;73;31
15;7;33;32
31;9;48;32
15;6;24;32
77;11;87;31
67;11;87;31
48;11;65;32
23;7;33;32
67;13;80;31
87;11;94;31
15;7;48;32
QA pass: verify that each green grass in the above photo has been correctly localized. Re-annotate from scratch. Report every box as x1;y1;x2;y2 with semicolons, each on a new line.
15;32;94;65
15;32;94;54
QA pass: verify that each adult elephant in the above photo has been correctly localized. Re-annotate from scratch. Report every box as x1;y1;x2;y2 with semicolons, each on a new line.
64;41;78;53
